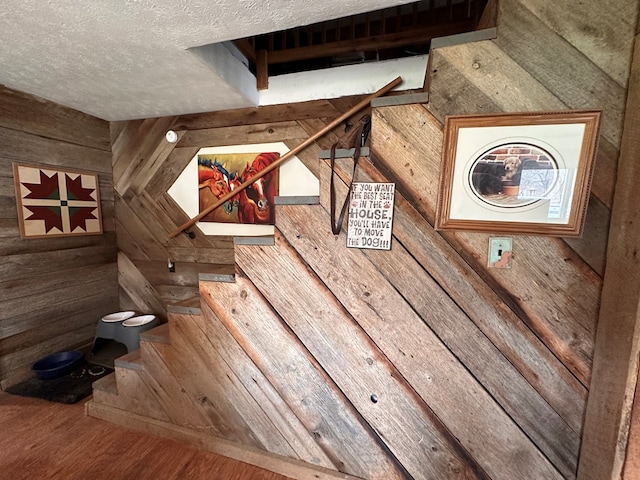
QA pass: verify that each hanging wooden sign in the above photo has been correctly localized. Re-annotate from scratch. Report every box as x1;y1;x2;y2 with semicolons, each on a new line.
346;182;395;250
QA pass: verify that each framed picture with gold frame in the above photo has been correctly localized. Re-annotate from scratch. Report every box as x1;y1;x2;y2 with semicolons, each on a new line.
434;110;601;236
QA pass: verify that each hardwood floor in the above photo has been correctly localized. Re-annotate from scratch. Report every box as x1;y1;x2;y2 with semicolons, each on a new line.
0;391;293;480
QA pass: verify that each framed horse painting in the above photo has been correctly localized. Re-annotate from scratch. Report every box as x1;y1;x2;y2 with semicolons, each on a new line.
197;151;279;226
435;110;601;237
168;142;319;237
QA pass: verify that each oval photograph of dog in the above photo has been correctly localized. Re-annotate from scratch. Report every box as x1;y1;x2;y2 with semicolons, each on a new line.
468;143;559;208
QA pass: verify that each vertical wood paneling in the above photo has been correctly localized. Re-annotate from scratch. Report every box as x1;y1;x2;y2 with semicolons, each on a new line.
578;29;640;480
0;87;117;387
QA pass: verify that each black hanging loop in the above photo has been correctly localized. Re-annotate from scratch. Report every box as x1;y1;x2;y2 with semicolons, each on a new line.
329;114;372;235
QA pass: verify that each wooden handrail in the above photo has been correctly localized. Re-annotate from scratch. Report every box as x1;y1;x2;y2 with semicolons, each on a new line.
167;75;403;240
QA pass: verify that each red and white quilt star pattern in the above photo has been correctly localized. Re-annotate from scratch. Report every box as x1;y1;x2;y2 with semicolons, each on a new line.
13;163;102;238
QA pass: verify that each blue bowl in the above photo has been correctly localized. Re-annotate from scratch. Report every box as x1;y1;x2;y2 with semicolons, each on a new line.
32;350;84;380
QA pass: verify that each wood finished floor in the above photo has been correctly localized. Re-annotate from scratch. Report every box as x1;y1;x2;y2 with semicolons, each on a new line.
0;391;293;480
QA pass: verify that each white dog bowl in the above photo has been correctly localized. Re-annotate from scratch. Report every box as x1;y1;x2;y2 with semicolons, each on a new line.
102;311;136;323
122;315;156;327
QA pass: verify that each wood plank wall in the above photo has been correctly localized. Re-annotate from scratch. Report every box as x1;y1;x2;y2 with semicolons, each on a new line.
580;24;640;480
0;86;118;388
89;1;639;479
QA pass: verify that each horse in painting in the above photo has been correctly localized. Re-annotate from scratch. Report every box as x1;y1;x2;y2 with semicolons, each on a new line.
234;152;279;224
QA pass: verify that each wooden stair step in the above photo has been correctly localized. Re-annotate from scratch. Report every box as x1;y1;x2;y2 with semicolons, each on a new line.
168;296;201;315
102;364;171;421
91;372;120;405
92;371;118;394
114;349;143;370
197;263;235;282
140;322;170;344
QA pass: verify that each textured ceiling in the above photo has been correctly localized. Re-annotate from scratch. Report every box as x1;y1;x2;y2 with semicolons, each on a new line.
0;0;416;121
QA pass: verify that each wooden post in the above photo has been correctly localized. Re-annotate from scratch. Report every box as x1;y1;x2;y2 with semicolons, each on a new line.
577;24;640;480
167;76;403;240
256;50;269;90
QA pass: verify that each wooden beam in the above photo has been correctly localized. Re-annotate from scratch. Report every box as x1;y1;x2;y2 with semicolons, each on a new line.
232;39;256;64
256;49;269;90
265;22;474;64
577;25;640;480
477;0;498;30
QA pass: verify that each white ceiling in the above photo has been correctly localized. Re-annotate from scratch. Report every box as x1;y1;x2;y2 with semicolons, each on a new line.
0;0;417;121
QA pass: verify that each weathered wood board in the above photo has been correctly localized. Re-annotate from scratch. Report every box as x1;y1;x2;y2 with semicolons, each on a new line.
371;104;601;386
201;279;413;479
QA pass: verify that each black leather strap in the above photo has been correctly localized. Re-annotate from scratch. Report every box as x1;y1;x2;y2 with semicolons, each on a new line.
329;115;371;235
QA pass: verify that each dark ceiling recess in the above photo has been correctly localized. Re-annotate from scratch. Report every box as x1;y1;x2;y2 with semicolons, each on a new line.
234;0;490;88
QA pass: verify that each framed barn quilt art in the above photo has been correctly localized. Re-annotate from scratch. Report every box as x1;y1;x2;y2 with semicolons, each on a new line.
13;163;103;238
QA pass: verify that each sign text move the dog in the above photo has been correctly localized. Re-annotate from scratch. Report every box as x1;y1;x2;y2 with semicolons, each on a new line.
346;182;395;250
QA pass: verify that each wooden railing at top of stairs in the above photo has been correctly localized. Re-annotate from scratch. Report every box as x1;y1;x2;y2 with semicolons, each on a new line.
167;76;403;240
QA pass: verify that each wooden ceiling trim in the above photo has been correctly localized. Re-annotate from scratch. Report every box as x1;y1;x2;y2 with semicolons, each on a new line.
172;100;342;131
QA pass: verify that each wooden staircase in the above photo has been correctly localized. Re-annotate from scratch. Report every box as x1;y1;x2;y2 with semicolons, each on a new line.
87;306;358;480
88;95;605;479
91;323;176;424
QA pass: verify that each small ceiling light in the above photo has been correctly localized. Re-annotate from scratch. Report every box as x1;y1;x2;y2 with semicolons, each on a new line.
165;130;178;143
